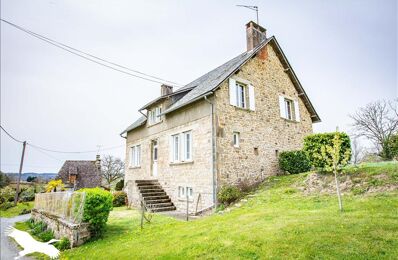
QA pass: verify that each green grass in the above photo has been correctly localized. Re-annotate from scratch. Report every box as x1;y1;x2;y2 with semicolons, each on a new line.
0;201;33;218
60;162;398;259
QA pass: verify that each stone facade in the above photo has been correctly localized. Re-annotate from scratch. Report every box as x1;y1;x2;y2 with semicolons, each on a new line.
214;44;313;186
31;209;90;247
125;100;214;213
124;37;315;214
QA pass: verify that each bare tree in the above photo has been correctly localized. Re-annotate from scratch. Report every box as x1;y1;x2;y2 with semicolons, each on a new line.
350;137;364;165
101;155;125;189
350;99;398;158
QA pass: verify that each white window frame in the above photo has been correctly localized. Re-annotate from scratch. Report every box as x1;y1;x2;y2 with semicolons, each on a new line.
235;82;247;108
284;98;293;120
148;106;162;125
233;132;240;147
170;130;193;163
178;186;193;200
172;134;180;162
178;186;185;198
130;145;141;167
183;131;192;161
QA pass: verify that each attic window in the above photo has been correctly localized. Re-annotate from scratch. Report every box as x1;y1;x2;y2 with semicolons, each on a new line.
229;78;255;111
148;106;162;125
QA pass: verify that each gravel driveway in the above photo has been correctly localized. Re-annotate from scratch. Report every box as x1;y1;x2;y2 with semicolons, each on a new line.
1;214;32;260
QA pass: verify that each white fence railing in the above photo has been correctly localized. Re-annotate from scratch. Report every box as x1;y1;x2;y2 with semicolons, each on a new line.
34;191;86;224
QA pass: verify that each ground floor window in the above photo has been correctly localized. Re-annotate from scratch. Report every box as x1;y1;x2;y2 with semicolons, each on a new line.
130;145;141;167
171;130;193;163
178;186;193;200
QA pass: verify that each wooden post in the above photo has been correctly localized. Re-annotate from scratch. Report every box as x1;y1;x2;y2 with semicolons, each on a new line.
14;141;26;206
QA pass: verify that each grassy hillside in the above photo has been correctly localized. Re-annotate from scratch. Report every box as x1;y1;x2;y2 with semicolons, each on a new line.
61;162;398;259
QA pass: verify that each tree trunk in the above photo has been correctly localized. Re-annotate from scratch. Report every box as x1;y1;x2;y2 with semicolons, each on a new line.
334;170;343;212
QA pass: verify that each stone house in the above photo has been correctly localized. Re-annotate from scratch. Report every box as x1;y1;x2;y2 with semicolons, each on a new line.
57;155;102;190
121;21;320;213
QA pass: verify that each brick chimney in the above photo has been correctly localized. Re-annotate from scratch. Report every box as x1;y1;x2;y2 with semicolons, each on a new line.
161;84;173;96
95;154;101;171
246;21;267;51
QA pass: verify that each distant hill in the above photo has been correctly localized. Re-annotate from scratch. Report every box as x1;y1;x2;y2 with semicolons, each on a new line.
5;172;57;181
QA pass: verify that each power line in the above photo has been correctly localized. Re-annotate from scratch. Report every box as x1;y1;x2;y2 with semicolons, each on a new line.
0;19;183;87
0;125;24;143
28;143;123;154
1;125;124;154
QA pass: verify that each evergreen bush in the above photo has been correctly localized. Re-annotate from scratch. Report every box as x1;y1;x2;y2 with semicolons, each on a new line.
279;150;312;174
79;188;113;238
304;132;351;170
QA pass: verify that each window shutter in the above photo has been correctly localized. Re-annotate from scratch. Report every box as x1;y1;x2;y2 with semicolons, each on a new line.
279;96;285;118
229;78;237;106
248;85;255;111
294;100;300;122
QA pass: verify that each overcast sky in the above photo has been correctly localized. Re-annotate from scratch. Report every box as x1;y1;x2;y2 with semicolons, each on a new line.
1;0;397;173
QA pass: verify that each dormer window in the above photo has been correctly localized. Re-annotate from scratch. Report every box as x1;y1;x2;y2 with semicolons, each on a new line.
148;106;162;125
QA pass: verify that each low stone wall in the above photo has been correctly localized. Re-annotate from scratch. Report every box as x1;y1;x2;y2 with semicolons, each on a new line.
31;209;90;247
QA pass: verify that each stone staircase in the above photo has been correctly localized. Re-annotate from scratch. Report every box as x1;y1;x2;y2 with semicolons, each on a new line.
136;180;176;212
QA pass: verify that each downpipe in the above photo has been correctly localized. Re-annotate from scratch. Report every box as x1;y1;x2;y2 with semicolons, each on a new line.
204;93;217;210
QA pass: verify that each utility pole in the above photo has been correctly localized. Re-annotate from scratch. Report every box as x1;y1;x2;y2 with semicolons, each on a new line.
14;141;27;205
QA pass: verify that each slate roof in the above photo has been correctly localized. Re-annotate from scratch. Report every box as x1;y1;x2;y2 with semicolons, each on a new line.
121;36;320;135
57;160;102;189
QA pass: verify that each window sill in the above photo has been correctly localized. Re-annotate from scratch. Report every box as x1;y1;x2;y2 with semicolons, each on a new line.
281;117;299;123
128;166;141;169
233;106;251;111
169;160;194;166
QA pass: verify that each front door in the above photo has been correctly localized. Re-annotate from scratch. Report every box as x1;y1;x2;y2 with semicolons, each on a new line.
152;140;158;177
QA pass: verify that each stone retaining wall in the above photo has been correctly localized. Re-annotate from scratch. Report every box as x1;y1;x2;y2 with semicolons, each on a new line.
31;209;90;247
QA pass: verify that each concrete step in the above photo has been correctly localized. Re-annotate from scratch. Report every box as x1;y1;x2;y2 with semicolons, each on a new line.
147;202;174;208
143;195;169;200
144;198;171;204
141;191;166;197
140;188;164;193
151;206;177;212
138;185;163;190
135;180;159;185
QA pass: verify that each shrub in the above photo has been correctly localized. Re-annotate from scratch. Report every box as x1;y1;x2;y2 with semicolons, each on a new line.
45;179;65;192
20;187;35;202
304;132;351;170
279;150;312;174
55;237;71;251
0;186;16;204
381;135;398;160
113;191;127;207
30;221;47;236
79;188;113;238
0;201;14;210
0;172;10;188
115;179;124;191
218;186;242;205
37;230;54;242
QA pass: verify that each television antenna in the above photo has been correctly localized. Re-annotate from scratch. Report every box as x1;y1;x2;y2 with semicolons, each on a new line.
236;5;259;25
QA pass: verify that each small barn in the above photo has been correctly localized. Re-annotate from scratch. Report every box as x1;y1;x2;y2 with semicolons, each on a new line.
57;155;102;190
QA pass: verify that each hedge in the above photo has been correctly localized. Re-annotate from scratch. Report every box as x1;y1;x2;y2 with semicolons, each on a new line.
78;188;113;238
279;150;312;174
303;132;351;169
113;191;127;207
